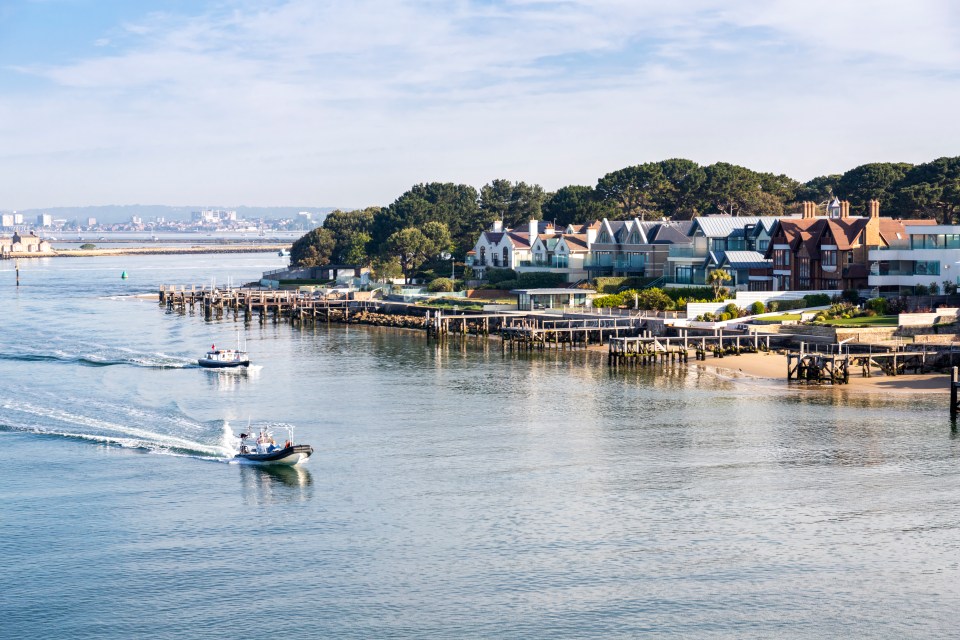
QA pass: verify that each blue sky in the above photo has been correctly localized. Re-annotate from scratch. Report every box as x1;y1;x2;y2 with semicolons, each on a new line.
1;0;958;209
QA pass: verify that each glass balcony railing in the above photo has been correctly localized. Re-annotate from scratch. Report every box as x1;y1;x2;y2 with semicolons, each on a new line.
667;246;708;258
517;258;570;268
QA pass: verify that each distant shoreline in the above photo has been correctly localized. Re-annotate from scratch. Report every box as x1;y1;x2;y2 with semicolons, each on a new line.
4;245;290;259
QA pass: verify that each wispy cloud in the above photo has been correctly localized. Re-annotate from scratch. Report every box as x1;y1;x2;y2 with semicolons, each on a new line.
1;0;958;208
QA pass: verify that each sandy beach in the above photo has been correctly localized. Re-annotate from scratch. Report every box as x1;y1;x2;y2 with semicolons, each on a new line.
695;350;949;393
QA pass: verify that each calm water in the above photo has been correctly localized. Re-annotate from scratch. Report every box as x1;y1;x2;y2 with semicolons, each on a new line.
2;254;960;639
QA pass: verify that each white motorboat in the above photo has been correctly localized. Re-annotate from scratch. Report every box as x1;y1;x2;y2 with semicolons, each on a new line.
198;332;249;368
236;426;313;466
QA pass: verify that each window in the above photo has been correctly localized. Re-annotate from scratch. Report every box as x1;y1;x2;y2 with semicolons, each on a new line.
479;247;486;265
799;258;810;289
628;231;640;244
502;247;509;266
822;250;837;267
758;239;769;251
598;231;611;243
914;261;941;276
774;249;791;267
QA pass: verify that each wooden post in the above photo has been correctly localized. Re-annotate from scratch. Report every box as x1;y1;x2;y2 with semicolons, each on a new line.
952;367;959;420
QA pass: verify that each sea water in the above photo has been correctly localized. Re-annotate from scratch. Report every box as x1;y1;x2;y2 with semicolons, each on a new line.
2;254;960;639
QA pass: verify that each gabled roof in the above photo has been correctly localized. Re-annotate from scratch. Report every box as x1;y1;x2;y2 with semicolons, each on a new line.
692;216;767;239
561;234;590;252
504;232;532;249
649;221;694;244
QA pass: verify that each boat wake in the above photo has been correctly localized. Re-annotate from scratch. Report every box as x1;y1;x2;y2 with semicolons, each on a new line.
0;346;197;369
0;398;235;459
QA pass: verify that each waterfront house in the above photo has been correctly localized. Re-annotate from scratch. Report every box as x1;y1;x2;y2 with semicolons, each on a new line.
869;224;960;295
665;216;774;288
586;219;694;280
470;219;596;282
765;200;934;292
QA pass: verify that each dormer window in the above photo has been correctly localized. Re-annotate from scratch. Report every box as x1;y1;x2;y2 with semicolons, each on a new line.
598;231;611;243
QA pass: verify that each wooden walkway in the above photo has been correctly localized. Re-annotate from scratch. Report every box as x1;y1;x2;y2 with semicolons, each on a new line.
502;316;648;352
608;332;774;366
159;285;382;324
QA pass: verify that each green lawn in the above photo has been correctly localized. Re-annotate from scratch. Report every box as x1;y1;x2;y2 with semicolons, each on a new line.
758;313;802;322
817;315;899;327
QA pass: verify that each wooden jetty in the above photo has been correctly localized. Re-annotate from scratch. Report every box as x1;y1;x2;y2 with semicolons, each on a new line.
608;331;773;367
158;285;382;325
502;316;648;352
785;342;952;383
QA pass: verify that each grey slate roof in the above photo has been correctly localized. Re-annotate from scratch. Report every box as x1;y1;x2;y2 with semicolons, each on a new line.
721;250;772;269
693;216;766;239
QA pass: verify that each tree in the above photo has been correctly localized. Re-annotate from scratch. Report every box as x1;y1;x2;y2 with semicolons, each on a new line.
795;174;842;204
385;228;434;282
895;157;960;224
322;207;378;264
542;185;616;226
372;183;481;256
290;227;335;267
835;162;913;214
371;256;403;282
479;179;546;228
657;158;706;218
596;163;672;220
698;163;762;216
706;268;732;299
421;221;452;255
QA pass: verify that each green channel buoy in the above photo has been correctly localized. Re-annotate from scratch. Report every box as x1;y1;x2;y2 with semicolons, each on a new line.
121;271;128;279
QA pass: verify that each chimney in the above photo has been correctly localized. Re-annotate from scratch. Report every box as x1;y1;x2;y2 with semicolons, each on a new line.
868;199;880;219
840;201;850;219
586;222;598;245
802;201;815;219
528;219;538;242
492;220;503;232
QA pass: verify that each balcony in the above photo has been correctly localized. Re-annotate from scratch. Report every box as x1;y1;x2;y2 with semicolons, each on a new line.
517;257;570;269
667;246;708;259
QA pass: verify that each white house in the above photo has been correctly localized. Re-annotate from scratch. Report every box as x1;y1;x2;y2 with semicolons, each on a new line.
869;224;960;295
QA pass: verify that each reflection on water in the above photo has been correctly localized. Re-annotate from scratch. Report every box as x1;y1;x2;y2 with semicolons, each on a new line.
239;463;312;505
205;365;262;390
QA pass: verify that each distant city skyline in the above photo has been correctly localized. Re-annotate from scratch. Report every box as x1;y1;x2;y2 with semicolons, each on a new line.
1;0;958;210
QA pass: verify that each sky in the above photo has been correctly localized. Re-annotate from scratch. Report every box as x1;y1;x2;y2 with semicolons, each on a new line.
1;0;958;210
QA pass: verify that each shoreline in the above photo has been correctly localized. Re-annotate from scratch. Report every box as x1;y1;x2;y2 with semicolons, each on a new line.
4;245;290;259
690;350;949;393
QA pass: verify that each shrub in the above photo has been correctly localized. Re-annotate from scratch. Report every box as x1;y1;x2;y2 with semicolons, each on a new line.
719;312;732;321
635;288;675;311
749;301;766;315
724;303;739;316
486;268;516;285
427;278;454;292
866;297;888;315
592;294;623;308
768;301;779;312
593;276;654;294
929;282;940;295
803;293;832;306
841;289;860;304
662;286;716;303
79;243;96;250
516;272;567;288
915;284;930;295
